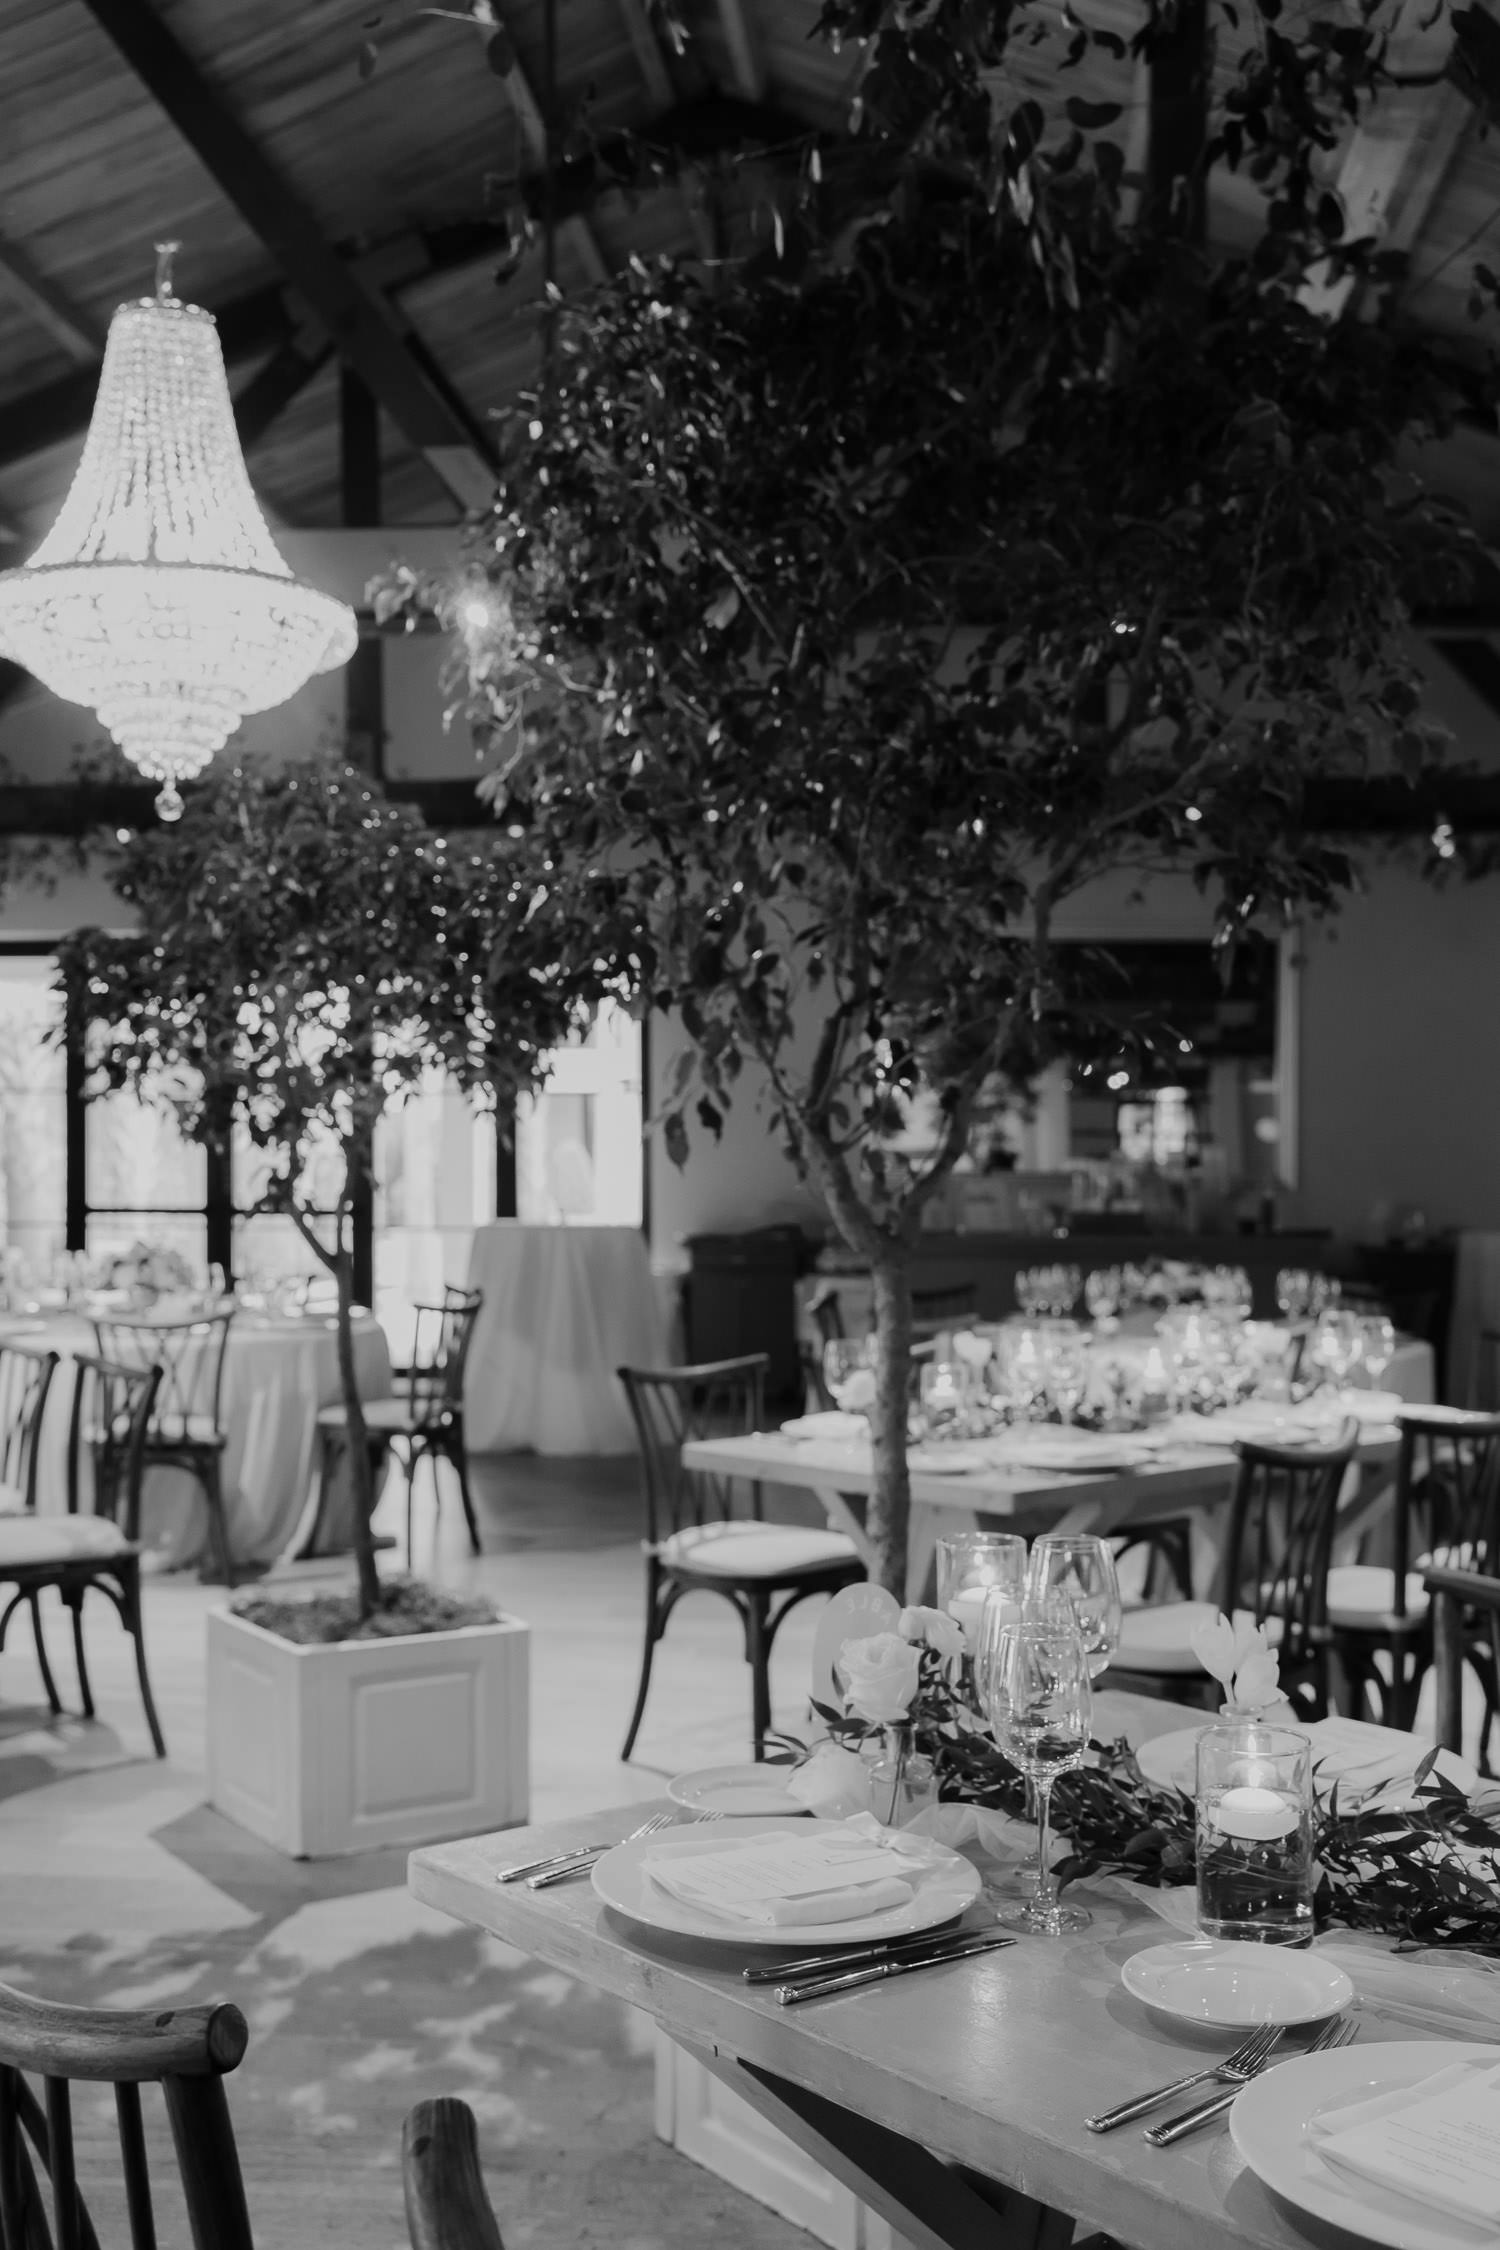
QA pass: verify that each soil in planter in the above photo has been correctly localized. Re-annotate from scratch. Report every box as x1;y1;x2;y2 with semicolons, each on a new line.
232;1576;499;1646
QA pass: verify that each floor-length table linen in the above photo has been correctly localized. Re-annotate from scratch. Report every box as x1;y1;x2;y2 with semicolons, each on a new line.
464;1222;667;1455
30;1310;394;1568
411;1692;1476;2250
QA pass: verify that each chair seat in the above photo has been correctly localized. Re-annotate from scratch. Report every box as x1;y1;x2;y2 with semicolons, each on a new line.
318;1397;454;1436
1111;1602;1283;1675
662;1523;860;1580
1327;1564;1430;1634
0;1515;130;1568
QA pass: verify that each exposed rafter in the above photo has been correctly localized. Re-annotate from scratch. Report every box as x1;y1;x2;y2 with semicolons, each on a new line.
77;0;495;508
491;31;611;286
0;237;101;364
714;0;767;102
616;0;676;107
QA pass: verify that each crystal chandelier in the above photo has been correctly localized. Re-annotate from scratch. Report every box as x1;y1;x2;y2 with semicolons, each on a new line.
0;246;356;820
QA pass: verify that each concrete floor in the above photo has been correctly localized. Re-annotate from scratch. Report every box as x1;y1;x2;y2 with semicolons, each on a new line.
0;1452;831;2250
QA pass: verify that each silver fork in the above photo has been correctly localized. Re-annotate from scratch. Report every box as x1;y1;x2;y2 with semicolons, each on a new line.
1146;2016;1358;2145
526;1810;676;1888
1086;2025;1283;2133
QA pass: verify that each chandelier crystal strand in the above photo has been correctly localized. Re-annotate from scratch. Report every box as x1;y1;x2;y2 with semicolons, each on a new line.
0;245;355;820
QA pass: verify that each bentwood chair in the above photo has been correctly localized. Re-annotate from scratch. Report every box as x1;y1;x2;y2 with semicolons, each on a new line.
0;1355;166;1757
0;1978;254;2250
0;1343;60;1516
404;2097;506;2250
316;1291;484;1559
92;1308;237;1584
617;1355;865;1759
1327;1408;1500;1728
1425;1563;1500;1771
1106;1421;1360;1719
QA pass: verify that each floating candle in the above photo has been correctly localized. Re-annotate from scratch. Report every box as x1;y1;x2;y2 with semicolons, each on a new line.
1213;1784;1299;1842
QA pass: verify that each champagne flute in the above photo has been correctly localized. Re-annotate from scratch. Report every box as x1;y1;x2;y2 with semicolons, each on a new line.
983;1608;1094;1935
1026;1534;1122;1678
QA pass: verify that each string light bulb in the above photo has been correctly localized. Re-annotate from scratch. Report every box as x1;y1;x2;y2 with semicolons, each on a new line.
0;244;355;819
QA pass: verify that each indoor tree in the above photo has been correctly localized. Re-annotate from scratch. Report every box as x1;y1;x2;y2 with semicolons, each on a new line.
55;755;599;1620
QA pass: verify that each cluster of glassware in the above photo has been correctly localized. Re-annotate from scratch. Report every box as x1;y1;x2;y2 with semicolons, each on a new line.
1274;1267;1340;1320
1014;1264;1082;1317
935;1529;1315;1943
938;1529;1121;1936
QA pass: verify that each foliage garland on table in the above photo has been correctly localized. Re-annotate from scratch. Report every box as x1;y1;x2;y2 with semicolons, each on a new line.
804;1623;1500;1955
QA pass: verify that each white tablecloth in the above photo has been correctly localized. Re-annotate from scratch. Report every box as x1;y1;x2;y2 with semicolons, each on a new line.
30;1310;394;1568
464;1223;666;1454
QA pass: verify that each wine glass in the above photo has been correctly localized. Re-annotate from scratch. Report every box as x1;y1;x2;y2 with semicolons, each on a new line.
937;1532;1029;1655
1042;1329;1090;1424
1084;1267;1122;1328
822;1336;876;1414
1308;1307;1361;1392
1026;1534;1122;1678
1359;1314;1396;1388
981;1606;1094;1935
1275;1267;1310;1322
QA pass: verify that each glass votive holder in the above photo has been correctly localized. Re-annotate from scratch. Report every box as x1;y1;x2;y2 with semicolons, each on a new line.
919;1358;966;1438
936;1531;1028;1649
1195;1721;1314;1946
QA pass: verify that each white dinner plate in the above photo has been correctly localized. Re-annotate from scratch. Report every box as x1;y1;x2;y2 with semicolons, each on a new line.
1231;2040;1500;2250
666;1764;810;1817
1121;1939;1354;2028
591;1816;982;1946
907;1447;987;1475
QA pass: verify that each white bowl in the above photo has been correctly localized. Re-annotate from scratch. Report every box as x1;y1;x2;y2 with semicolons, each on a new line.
1121;1938;1354;2028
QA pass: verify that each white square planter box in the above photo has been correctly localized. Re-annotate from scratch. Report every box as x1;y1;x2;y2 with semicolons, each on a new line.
205;1605;529;1858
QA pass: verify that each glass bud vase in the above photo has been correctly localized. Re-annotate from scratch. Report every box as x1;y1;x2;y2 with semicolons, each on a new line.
862;1723;936;1828
1195;1715;1314;1946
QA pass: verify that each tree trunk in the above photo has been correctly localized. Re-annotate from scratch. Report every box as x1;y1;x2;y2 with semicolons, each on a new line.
336;1229;381;1620
867;1251;913;1598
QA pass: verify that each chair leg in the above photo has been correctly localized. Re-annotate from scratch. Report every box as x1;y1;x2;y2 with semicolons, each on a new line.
119;1558;166;1759
28;1592;62;1715
621;1566;667;1762
199;1458;236;1588
746;1592;772;1759
450;1434;481;1556
66;1589;95;1719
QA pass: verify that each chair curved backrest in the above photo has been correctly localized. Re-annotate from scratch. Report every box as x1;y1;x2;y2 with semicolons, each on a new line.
1388;1410;1500;1608
401;1292;483;1423
67;1354;163;1542
0;1977;254;2250
809;1290;845;1348
90;1312;236;1447
0;1345;59;1510
1215;1419;1359;1714
403;2097;505;2250
617;1356;769;1546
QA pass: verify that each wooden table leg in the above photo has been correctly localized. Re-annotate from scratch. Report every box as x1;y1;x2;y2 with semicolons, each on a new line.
673;2036;1075;2250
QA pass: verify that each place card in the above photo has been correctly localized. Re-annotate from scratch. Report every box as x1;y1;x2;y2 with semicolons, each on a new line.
1314;2060;1500;2226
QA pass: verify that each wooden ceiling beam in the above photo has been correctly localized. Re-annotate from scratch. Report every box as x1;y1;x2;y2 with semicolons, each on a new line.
77;0;494;508
714;0;767;102
0;237;102;364
490;25;611;286
616;0;677;107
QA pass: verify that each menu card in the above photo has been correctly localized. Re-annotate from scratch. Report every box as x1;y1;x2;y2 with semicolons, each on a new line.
644;1832;916;1926
1313;2059;1500;2226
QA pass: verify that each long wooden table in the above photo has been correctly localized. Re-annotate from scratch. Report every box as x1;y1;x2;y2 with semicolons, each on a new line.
409;1693;1450;2250
683;1422;1401;1600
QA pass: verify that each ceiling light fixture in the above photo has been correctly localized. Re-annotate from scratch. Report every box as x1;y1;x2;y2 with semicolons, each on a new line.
0;244;355;820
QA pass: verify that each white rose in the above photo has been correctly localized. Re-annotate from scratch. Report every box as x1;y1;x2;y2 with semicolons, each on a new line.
783;1742;872;1820
898;1604;965;1663
840;1631;922;1724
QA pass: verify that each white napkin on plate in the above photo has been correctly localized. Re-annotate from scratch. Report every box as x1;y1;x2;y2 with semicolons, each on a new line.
1312;2057;1500;2226
778;1411;869;1442
642;1817;942;1926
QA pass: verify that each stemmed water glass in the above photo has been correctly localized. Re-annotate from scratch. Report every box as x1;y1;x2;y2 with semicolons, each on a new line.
980;1602;1094;1935
1275;1268;1310;1322
822;1336;876;1414
1308;1307;1361;1392
1083;1267;1122;1328
1359;1314;1396;1388
1041;1328;1090;1424
1026;1534;1122;1677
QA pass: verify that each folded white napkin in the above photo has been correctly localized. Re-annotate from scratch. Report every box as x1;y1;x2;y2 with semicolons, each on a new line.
778;1411;869;1442
1312;2057;1500;2226
1306;1717;1480;1801
643;1817;942;1926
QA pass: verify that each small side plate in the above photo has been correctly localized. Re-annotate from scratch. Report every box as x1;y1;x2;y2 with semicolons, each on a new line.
667;1764;809;1817
1122;1939;1354;2028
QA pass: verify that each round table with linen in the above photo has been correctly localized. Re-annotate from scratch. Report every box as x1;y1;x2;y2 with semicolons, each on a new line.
30;1308;394;1569
464;1223;667;1454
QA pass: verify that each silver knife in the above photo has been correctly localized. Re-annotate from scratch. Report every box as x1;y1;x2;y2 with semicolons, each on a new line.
498;1847;607;1884
775;1934;1015;2005
745;1925;997;1984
